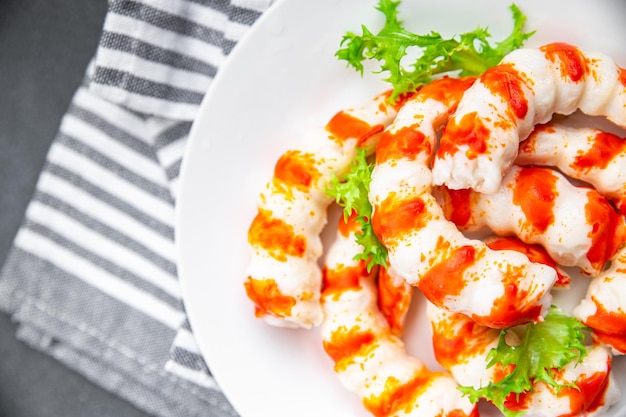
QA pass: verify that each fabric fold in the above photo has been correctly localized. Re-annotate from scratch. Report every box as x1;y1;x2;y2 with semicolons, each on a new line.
0;1;273;416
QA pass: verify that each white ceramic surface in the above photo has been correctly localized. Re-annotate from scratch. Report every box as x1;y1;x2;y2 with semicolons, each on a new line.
176;1;626;416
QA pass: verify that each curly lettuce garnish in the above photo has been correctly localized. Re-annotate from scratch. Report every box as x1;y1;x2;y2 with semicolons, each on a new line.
336;0;535;102
459;306;590;417
326;148;387;271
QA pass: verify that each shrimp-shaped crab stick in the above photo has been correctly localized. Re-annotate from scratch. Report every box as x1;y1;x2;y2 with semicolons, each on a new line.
321;212;478;417
574;245;626;355
368;76;557;329
433;165;626;276
245;91;405;328
432;42;626;194
516;122;626;214
427;303;620;417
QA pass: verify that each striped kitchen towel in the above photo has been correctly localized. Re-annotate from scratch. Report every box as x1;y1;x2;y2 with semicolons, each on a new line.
0;1;273;417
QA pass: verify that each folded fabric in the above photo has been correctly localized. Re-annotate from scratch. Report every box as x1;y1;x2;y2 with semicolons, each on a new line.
0;1;273;416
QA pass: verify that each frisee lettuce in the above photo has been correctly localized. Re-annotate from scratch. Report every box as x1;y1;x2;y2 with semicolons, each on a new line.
326;148;387;271
336;0;535;102
458;306;590;417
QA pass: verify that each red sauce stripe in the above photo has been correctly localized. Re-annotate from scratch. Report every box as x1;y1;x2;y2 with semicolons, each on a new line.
571;131;626;172
431;314;495;370
584;296;626;335
486;236;571;287
323;325;376;364
363;372;436;417
322;263;364;300
584;192;626;270
325;111;384;146
540;42;589;82
376;126;430;164
511;167;558;234
481;63;529;121
274;150;321;192
244;277;296;318
377;267;411;336
437;111;490;159
372;196;430;249
440;187;473;228
247;209;306;261
480;263;544;328
420;245;476;303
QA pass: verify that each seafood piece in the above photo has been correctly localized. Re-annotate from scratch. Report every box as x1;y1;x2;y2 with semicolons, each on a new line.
432;42;626;193
575;245;626;355
245;91;404;328
516;122;626;214
321;213;478;417
434;165;626;276
427;303;620;417
369;76;556;329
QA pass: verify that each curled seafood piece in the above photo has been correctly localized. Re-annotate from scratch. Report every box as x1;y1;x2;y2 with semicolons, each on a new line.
245;91;403;328
516;121;626;214
427;303;620;417
369;77;556;329
574;245;626;355
432;42;626;193
321;213;478;417
434;165;626;276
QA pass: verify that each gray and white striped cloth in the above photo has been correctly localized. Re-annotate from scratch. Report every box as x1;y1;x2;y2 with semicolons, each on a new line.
0;1;273;416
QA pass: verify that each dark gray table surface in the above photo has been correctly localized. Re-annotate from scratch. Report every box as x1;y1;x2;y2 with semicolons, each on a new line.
0;1;153;416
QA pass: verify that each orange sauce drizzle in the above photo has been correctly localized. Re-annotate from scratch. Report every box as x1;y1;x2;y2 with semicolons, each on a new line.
483;264;544;328
431;315;495;370
322;325;375;364
557;362;611;416
441;187;473;227
511;167;557;234
365;372;479;417
540;42;588;82
325;111;384;146
592;329;626;355
420;245;475;303
486;236;571;287
571;131;626;172
377;267;411;336
244;277;296;318
363;373;434;417
322;264;363;301
372;196;430;247
481;63;529;121
247;209;306;261
619;67;626;87
437;111;490;159
584;191;626;271
376;127;430;164
273;150;321;198
585;296;626;335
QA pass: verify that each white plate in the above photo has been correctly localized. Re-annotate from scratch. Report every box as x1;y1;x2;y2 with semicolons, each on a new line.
176;0;626;416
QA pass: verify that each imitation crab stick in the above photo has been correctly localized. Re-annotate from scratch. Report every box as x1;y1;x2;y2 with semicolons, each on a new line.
320;213;478;417
516;122;626;215
432;42;626;194
245;91;405;328
368;76;556;329
427;303;620;417
433;165;626;276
